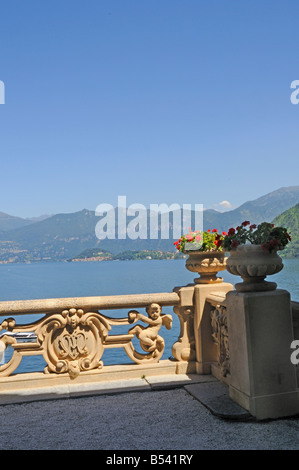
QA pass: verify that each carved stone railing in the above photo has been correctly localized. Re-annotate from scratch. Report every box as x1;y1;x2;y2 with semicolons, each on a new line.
205;292;230;383
0;291;200;381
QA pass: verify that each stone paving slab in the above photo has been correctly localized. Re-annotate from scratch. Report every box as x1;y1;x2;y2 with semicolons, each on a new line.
145;373;217;390
185;381;252;420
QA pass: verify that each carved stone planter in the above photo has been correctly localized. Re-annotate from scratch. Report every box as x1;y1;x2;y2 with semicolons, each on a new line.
226;244;283;292
185;250;227;284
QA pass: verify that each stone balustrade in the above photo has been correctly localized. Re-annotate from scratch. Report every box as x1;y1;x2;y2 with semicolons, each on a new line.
0;283;233;404
0;292;183;378
0;282;299;421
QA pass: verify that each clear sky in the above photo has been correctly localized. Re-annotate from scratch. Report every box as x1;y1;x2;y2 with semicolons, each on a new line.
0;0;298;218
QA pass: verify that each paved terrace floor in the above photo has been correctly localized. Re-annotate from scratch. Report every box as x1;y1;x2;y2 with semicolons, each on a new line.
0;374;299;451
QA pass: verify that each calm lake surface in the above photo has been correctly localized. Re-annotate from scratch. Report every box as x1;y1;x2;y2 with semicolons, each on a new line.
0;258;298;373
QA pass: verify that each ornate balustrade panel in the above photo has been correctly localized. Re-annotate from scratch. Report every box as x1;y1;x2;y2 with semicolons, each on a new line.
206;292;230;382
0;292;191;379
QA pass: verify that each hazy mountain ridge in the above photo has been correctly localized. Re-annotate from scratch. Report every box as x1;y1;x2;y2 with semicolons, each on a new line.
202;185;299;232
0;212;52;233
0;186;298;263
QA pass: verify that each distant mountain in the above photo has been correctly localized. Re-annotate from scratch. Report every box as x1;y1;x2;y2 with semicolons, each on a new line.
202;186;299;232
0;186;298;263
0;212;35;232
0;212;52;233
0;209;101;263
26;214;52;223
272;203;299;258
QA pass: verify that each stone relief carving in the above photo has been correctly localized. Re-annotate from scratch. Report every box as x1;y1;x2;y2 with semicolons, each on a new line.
126;303;172;363
36;308;110;378
210;304;230;377
0;303;173;377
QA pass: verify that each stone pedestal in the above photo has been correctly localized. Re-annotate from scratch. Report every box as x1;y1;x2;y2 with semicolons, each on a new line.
226;289;299;420
173;283;233;375
193;283;233;374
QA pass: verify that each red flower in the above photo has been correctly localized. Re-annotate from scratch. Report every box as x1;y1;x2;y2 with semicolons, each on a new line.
212;229;217;233
186;235;193;242
261;243;270;252
222;231;227;236
228;228;235;235
242;221;250;227
270;238;279;247
173;241;179;245
214;239;223;247
249;224;257;230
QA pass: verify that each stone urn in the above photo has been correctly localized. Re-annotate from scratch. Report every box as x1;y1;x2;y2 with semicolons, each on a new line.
226;244;283;292
185;250;228;284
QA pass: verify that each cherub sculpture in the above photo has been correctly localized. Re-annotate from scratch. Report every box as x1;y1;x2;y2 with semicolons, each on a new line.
128;303;172;354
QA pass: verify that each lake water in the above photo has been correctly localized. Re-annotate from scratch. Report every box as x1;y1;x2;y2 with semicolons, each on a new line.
0;258;298;373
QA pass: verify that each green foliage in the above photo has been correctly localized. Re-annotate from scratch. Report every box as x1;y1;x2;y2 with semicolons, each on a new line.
272;203;299;258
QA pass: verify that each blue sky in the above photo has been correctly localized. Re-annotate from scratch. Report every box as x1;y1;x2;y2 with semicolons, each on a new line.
0;0;298;218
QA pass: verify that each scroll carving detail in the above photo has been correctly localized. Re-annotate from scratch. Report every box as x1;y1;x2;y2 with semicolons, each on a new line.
210;304;230;377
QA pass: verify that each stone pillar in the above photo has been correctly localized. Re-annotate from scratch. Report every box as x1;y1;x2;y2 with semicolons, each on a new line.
193;283;233;374
227;289;299;420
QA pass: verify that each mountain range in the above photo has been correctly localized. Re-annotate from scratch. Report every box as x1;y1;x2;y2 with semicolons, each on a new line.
0;185;298;263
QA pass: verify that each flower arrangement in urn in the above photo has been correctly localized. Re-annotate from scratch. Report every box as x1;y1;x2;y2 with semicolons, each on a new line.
222;220;291;253
222;221;292;292
174;228;228;284
174;228;227;253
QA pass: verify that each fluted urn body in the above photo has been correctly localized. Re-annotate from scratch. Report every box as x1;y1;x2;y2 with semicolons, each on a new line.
185;250;227;284
226;244;283;292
